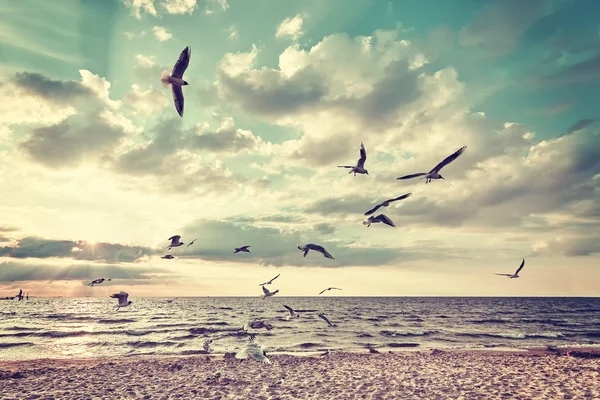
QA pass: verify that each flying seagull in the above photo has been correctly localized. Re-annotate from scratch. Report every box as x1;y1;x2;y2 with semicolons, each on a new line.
338;142;368;176
161;46;191;117
187;239;197;247
88;278;111;287
261;285;279;300
495;259;525;279
259;274;280;286
167;235;184;250
110;291;132;311
236;336;271;364
397;146;467;183
318;313;335;327
364;193;412;216
283;305;299;320
319;287;342;295
234;246;251;253
298;244;335;259
161;255;175;259
363;214;395;228
243;320;274;331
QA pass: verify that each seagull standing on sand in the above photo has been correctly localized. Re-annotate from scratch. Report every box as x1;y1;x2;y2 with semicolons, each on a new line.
298;244;335;259
283;305;299;320
261;285;279;300
234;246;251;253
319;287;342;295
363;214;396;227
110;291;133;311
88;278;111;287
161;255;175;259
397;146;467;183
187;239;197;247
161;46;191;117
495;259;525;279
318;313;335;327
259;274;280;286
364;193;412;216
167;235;184;250
338;142;368;176
243;320;274;331
236;336;271;364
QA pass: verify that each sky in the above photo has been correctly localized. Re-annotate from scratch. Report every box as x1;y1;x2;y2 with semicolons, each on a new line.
0;0;599;298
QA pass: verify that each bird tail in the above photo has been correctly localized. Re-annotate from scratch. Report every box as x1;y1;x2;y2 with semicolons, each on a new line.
161;70;171;88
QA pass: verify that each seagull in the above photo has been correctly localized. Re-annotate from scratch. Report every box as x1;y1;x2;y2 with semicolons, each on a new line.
319;287;342;295
259;274;280;286
161;46;191;117
397;146;467;183
167;235;184;250
261;286;279;300
338;142;368;176
187;239;197;247
236;337;271;364
88;278;111;287
318;313;335;327
283;305;299;320
364;193;413;216
166;297;178;303
298;244;334;259
243;320;274;331
161;255;175;259
110;291;132;311
495;259;525;279
234;246;251;253
203;338;213;353
363;214;395;227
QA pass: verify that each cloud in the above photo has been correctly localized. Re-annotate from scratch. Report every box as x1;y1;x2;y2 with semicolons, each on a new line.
122;0;158;19
152;26;173;41
0;236;158;263
136;54;156;68
122;84;169;115
565;118;596;135
161;0;197;15
458;0;570;57
0;261;171;284
227;26;238;40
313;223;336;235
275;14;305;41
531;236;600;257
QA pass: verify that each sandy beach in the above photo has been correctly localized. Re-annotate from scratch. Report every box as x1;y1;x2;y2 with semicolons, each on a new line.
2;349;599;399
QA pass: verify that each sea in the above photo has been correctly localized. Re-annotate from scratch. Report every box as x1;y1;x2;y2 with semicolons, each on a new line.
1;297;600;361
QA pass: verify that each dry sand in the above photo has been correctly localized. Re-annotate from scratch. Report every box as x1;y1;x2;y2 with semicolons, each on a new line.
1;349;600;399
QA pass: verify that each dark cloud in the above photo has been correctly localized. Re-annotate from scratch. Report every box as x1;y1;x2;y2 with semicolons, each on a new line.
530;236;600;257
303;196;372;216
0;261;173;284
10;72;93;103
20;115;127;168
565;118;597;135
0;237;158;263
0;226;18;233
458;0;570;57
541;53;600;86
313;223;336;235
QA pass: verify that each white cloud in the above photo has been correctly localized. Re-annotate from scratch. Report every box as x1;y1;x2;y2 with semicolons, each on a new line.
161;0;197;15
78;70;121;109
152;26;173;42
124;30;147;39
227;26;238;40
122;84;169;115
275;14;305;41
135;54;155;68
122;0;157;19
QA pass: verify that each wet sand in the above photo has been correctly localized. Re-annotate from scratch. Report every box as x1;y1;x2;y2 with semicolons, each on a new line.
1;349;599;399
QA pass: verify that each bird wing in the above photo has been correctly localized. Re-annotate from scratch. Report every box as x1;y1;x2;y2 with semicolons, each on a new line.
171;46;191;78
318;289;327;295
390;192;413;202
241;246;250;250
397;173;427;180
172;84;185;117
269;273;280;283
494;273;513;277
364;203;383;216
168;235;181;242
262;286;271;295
311;244;334;259
331;287;342;291
318;313;333;327
515;259;525;274
283;305;295;315
376;214;396;227
357;142;367;168
337;166;353;168
430;145;467;173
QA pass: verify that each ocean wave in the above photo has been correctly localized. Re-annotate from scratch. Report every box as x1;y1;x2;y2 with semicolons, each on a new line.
357;333;374;338
127;340;183;349
97;318;136;324
296;342;323;348
468;319;510;324
4;326;43;331
387;343;420;348
0;342;34;348
456;331;566;340
380;330;435;337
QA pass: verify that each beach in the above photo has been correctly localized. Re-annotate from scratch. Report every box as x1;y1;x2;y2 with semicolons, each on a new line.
2;349;600;399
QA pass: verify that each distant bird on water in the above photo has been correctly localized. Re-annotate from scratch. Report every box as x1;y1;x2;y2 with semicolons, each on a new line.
110;291;132;311
167;235;184;250
283;305;299;320
495;259;525;279
397;146;467;183
234;246;251;253
243;320;274;331
187;239;197;247
88;278;111;287
161;255;175;259
319;287;342;295
338;142;368;176
298;244;335;259
161;46;191;117
364;193;412;216
259;274;280;286
318;313;335;327
363;214;395;227
261;285;279;300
